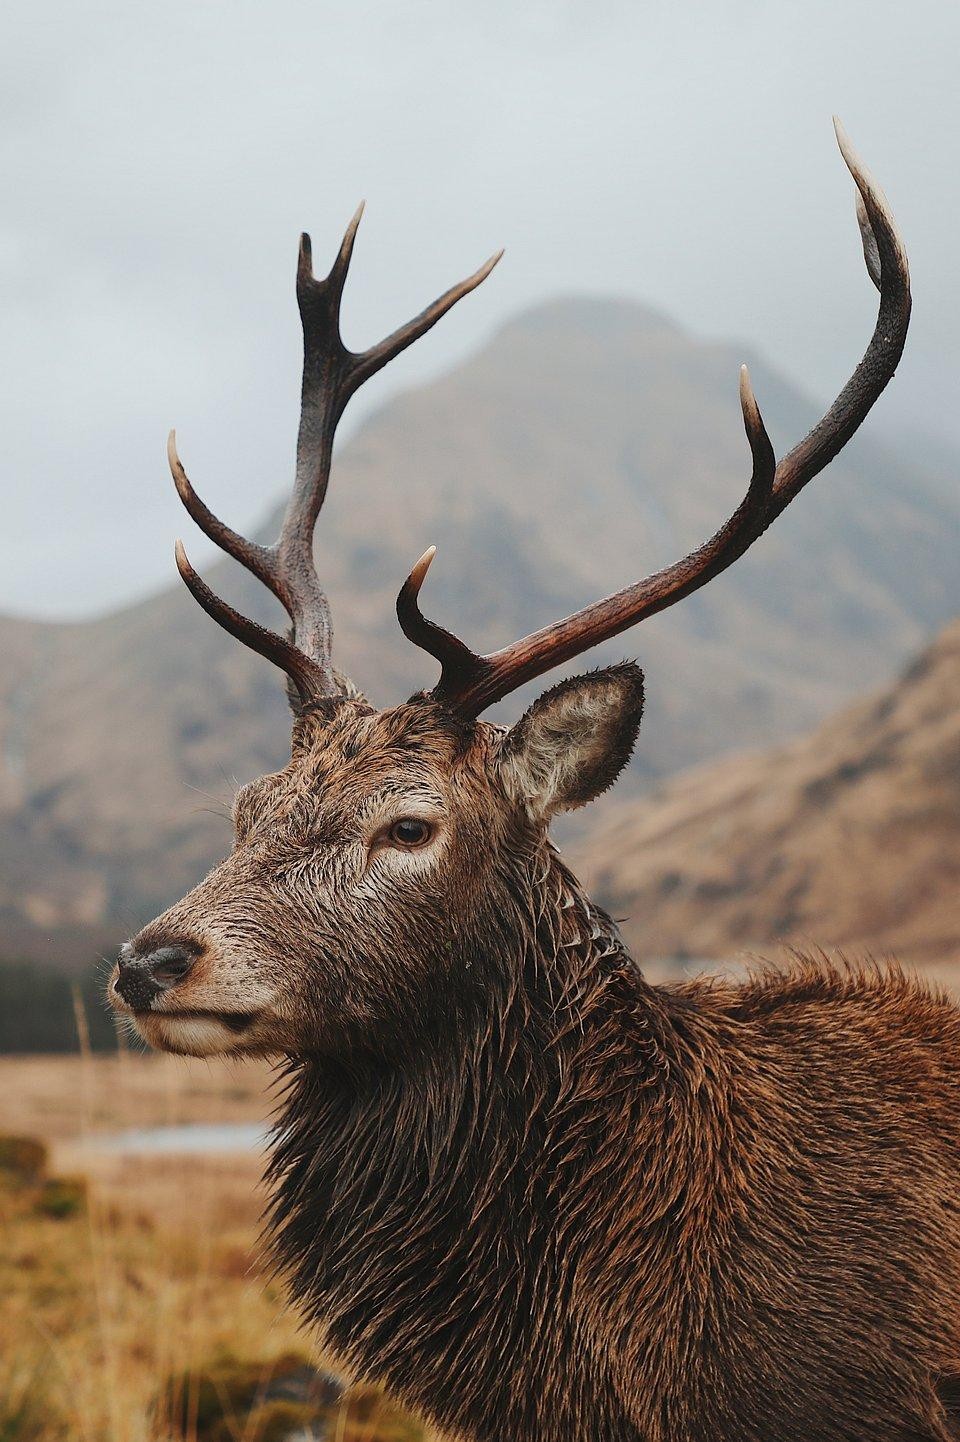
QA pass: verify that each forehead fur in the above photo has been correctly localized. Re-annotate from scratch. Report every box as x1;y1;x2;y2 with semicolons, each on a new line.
291;699;482;793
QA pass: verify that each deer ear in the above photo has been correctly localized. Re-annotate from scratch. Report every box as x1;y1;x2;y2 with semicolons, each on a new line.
498;663;644;821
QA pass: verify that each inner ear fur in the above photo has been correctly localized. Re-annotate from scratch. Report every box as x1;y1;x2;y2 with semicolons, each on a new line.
498;663;644;821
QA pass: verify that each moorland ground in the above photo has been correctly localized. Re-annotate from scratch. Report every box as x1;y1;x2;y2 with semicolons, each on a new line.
0;1046;431;1442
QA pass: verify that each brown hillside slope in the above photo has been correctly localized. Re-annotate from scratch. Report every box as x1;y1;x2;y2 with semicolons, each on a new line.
577;619;960;971
0;298;957;961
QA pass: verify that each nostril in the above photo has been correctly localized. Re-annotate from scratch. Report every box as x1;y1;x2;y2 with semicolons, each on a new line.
147;945;198;987
114;941;200;1008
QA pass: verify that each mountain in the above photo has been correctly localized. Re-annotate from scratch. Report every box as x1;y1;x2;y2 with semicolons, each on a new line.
0;297;957;965
577;619;960;974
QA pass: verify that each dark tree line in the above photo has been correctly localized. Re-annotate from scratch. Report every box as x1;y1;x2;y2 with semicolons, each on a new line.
0;962;120;1052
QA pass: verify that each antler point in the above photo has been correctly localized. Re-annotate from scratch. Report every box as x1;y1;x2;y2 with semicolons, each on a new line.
408;545;437;592
833;116;853;158
298;232;314;280
167;429;188;486
832;115;867;192
340;203;365;251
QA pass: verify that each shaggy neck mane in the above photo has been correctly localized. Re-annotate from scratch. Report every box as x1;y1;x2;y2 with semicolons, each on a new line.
264;848;723;1439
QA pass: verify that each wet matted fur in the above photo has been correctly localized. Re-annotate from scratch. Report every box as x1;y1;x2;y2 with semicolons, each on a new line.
115;691;960;1442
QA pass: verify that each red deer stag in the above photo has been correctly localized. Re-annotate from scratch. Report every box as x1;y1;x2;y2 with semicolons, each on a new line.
111;122;960;1442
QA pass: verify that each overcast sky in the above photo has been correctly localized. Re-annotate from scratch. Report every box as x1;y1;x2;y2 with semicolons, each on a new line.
2;0;957;618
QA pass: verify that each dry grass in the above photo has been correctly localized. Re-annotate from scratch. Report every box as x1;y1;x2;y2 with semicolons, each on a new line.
0;1036;431;1442
0;1050;275;1143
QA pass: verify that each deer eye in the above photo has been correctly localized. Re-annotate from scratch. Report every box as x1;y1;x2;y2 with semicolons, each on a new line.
387;818;433;849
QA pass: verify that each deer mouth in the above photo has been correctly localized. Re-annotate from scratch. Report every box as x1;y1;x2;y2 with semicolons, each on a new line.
128;1006;270;1059
135;1007;258;1035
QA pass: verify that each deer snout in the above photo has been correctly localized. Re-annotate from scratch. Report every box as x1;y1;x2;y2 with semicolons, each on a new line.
114;940;199;1010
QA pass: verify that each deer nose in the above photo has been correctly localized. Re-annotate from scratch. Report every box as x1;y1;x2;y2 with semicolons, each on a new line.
114;942;198;1009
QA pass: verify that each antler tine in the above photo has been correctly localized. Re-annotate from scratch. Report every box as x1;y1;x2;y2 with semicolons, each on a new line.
168;431;275;587
351;250;504;391
406;365;776;714
767;117;911;518
174;541;327;705
399;121;910;720
171;209;501;704
397;546;486;687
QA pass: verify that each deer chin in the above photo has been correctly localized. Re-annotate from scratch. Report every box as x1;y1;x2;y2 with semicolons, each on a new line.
132;1008;262;1058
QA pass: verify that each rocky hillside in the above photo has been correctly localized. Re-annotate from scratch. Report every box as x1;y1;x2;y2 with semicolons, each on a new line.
1;297;957;965
578;619;960;974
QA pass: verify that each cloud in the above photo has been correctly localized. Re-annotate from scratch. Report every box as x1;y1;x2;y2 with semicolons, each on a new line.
1;0;957;615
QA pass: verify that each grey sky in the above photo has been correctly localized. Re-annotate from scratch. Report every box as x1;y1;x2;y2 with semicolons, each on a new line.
1;0;956;618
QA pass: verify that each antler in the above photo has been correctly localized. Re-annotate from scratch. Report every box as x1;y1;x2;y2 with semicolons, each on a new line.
172;208;502;704
398;118;911;718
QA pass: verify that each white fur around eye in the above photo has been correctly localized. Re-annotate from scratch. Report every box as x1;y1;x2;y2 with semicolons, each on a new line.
362;809;445;875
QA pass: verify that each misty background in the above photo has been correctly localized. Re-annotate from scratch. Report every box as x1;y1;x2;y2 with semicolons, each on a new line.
2;0;958;619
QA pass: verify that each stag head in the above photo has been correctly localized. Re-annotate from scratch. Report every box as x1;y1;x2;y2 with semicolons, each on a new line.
109;120;909;1059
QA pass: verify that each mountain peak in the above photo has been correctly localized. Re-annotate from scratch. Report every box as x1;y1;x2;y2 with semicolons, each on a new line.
492;294;681;345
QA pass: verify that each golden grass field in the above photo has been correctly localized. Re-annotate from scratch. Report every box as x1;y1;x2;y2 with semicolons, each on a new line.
0;1035;432;1442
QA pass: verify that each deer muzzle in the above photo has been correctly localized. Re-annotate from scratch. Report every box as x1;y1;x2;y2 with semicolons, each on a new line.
113;940;199;1010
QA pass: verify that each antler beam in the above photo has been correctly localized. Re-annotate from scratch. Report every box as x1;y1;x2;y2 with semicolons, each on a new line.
171;211;501;705
398;118;911;719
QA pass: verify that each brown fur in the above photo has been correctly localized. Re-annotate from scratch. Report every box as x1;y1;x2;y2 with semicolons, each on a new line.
112;678;960;1441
